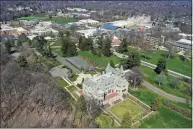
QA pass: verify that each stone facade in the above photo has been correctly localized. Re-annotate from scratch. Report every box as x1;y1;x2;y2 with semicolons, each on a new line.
82;64;129;105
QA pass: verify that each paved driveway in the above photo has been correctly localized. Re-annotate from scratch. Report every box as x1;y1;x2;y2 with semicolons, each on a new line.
143;81;191;104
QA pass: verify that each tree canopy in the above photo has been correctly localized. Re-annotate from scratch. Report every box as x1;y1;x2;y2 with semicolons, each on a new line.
121;51;140;70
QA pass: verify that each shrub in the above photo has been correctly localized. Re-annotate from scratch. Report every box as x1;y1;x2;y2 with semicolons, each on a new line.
77;84;82;89
151;98;161;111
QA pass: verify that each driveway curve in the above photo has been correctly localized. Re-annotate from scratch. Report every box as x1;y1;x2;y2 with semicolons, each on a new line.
143;81;191;104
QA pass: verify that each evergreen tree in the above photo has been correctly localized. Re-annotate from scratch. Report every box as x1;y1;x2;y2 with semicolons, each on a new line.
16;56;28;67
110;60;115;68
16;40;22;49
154;58;167;74
103;38;112;57
78;36;84;50
58;30;64;38
61;37;69;57
96;36;103;49
118;38;128;53
67;41;77;56
65;31;70;38
18;33;27;42
91;46;97;55
4;40;13;53
121;51;140;69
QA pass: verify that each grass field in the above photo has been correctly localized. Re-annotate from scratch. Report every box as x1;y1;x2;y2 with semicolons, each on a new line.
140;50;191;77
128;86;159;105
128;86;192;128
52;48;62;56
110;98;143;121
78;51;121;68
128;86;192;110
54;77;69;87
140;65;191;100
17;14;77;24
66;86;79;98
140;106;192;128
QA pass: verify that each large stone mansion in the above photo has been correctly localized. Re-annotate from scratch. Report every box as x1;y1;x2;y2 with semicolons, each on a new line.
82;64;129;105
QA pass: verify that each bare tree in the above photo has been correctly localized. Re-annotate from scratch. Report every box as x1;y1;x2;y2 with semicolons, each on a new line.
84;96;101;118
125;67;143;89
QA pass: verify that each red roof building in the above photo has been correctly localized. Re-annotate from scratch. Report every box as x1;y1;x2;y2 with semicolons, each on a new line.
111;36;121;47
105;92;118;100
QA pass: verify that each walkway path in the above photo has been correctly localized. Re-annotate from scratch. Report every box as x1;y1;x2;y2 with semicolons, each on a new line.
113;51;191;79
142;81;191;104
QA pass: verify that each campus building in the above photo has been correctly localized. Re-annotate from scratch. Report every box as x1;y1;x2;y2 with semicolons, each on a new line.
173;39;192;51
82;64;129;105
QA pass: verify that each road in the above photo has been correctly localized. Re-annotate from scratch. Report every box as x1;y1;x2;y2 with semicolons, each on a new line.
113;51;192;79
142;81;191;104
123;69;191;104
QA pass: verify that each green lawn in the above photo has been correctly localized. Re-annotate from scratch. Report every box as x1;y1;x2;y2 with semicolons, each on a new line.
140;106;192;128
96;113;114;128
54;77;69;87
110;98;143;121
17;14;77;24
52;48;62;56
140;50;191;77
140;65;191;100
128;86;159;105
128;86;192;128
78;51;121;68
66;86;79;98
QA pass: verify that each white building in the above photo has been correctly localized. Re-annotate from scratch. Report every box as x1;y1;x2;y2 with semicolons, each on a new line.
110;20;134;28
79;19;99;25
82;64;129;105
30;21;58;35
76;28;106;38
178;33;193;40
174;39;192;51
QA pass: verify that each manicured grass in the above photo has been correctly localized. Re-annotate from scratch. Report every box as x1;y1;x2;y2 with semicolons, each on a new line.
78;51;121;68
128;86;192;119
110;98;143;121
67;85;76;92
52;48;62;56
140;50;191;77
17;14;77;24
140;106;192;128
140;65;191;100
54;77;69;87
128;86;159;105
45;17;77;24
17;13;47;20
52;39;62;46
96;113;114;128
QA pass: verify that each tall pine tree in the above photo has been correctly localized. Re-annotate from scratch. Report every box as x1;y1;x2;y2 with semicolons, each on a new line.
103;38;112;57
121;51;140;69
118;38;128;53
